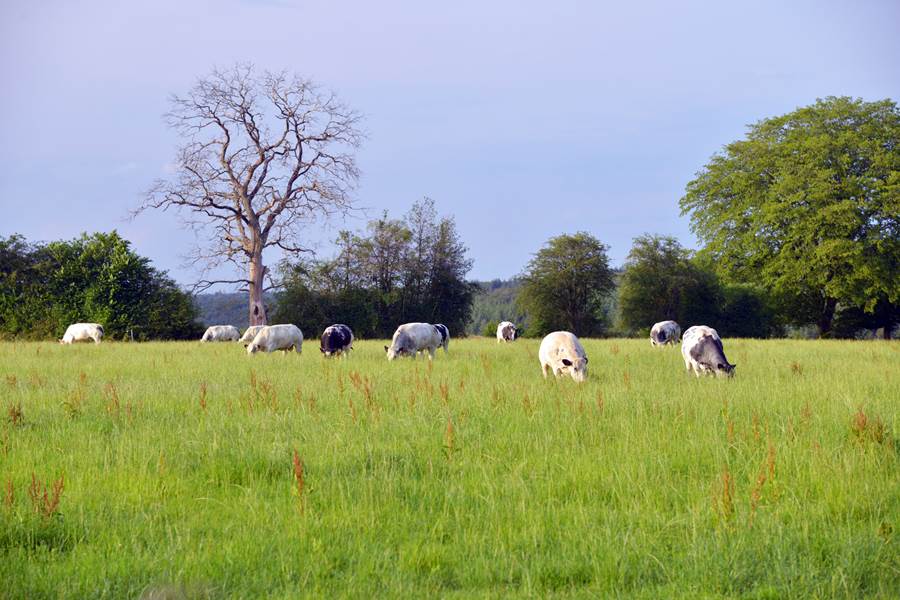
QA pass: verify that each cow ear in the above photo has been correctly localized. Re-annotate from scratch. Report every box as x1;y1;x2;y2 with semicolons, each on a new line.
562;358;573;366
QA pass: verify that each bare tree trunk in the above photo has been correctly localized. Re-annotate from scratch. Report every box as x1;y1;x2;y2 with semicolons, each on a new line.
817;297;837;338
249;251;268;326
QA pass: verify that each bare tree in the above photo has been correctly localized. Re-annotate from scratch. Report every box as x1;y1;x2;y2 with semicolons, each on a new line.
137;64;363;325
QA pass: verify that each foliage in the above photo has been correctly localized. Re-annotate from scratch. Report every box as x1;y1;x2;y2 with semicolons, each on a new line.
1;339;897;597
467;279;528;337
518;233;615;336
616;235;722;335
0;232;202;340
274;199;476;338
681;96;900;336
831;297;900;339
719;283;779;338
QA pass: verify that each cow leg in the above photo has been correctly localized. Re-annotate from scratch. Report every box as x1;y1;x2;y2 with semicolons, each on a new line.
541;362;550;378
428;348;435;360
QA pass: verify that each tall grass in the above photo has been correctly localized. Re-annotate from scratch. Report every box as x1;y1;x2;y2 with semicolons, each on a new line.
0;338;897;598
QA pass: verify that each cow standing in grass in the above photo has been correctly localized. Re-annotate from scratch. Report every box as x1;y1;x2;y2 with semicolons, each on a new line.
539;331;589;382
59;323;104;344
497;321;518;342
239;325;264;346
201;325;240;342
681;326;735;377
385;323;444;361
320;324;354;358
650;320;681;346
246;324;304;355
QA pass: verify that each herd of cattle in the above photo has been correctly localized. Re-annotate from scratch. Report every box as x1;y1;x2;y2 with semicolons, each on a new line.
57;318;735;381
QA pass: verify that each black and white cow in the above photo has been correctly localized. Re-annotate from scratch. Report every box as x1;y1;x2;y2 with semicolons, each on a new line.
650;320;681;346
320;324;354;358
681;325;735;377
497;321;518;343
433;323;450;354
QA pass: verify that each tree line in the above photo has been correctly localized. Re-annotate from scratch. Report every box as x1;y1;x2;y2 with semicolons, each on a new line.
273;198;475;338
3;95;896;341
0;232;202;340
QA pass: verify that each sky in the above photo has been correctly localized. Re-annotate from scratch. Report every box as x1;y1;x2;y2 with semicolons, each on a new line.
2;0;899;286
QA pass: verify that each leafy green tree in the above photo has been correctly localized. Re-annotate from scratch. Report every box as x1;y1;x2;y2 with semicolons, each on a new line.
831;297;899;339
0;232;202;340
518;232;615;336
274;199;475;337
616;235;722;335
719;283;778;338
681;96;900;336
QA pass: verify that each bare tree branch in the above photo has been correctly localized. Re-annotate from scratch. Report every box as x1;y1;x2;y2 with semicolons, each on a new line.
135;64;364;325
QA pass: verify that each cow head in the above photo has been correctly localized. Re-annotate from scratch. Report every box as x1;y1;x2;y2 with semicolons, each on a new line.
715;362;736;378
559;356;588;383
246;342;260;355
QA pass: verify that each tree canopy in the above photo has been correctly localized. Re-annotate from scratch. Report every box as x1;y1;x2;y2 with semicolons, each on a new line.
273;199;475;338
616;235;722;335
517;232;615;336
0;232;202;340
680;96;900;336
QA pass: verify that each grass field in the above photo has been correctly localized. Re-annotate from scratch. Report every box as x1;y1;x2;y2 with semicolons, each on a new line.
1;337;898;598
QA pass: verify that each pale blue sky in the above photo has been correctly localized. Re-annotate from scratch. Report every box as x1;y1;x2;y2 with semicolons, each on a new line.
2;0;898;284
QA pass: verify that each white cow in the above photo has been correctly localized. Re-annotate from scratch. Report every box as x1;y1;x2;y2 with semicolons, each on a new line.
385;323;444;361
246;324;304;355
59;323;104;344
201;325;240;342
650;320;681;346
497;321;518;342
539;331;589;382
681;325;735;377
239;325;265;346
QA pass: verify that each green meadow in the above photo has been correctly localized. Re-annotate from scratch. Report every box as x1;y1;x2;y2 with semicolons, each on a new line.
1;338;897;598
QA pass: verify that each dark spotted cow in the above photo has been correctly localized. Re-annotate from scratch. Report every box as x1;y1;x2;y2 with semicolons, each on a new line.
320;324;354;358
681;325;735;377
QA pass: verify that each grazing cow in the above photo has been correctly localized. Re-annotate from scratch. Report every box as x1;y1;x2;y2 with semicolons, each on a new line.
497;321;519;342
201;325;240;342
539;331;589;383
650;320;681;347
385;323;443;361
246;324;304;355
59;323;104;344
681;325;735;377
239;325;264;346
433;324;450;354
320;324;354;358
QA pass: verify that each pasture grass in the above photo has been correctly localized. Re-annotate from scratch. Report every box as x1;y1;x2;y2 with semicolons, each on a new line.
1;337;898;598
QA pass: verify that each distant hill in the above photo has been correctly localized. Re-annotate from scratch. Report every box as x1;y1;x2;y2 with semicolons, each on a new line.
194;292;277;329
467;279;528;336
197;285;523;337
